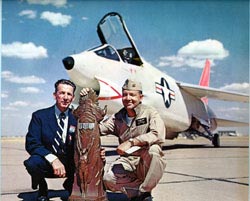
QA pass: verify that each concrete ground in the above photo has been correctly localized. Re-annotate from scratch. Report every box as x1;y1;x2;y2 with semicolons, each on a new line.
1;135;249;201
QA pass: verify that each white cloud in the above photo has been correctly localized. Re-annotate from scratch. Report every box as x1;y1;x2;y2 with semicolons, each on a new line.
158;39;229;68
2;71;46;84
19;87;42;94
158;55;216;68
19;10;37;19
2;42;48;59
215;105;249;124
27;0;67;7
9;101;30;107
2;101;48;112
220;82;249;94
2;101;29;112
178;39;229;59
1;91;9;98
82;16;88;21
1;71;12;79
1;106;19;111
40;11;72;27
158;55;185;68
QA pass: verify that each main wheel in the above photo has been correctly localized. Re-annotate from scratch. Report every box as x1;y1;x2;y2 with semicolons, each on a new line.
212;133;220;147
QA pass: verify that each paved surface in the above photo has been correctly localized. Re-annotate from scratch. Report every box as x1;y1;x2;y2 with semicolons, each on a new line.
1;136;249;201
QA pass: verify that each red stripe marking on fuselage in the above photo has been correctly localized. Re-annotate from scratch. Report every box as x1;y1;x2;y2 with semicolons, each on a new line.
97;79;122;100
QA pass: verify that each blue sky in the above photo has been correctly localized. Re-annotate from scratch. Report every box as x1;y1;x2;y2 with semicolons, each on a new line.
1;0;249;137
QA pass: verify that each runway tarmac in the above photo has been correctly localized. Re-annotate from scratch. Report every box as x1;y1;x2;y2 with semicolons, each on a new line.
1;136;249;201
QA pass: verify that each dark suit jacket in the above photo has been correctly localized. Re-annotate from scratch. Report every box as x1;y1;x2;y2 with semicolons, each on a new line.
25;105;77;161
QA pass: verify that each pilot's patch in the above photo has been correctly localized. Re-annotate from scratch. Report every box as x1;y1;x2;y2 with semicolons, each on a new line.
136;118;147;126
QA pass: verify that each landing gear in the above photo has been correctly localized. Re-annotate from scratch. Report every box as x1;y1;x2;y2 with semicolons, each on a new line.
192;124;220;147
199;125;221;147
212;133;220;147
186;128;221;147
188;117;221;147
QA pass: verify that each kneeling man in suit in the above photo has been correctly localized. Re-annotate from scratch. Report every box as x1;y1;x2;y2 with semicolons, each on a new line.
24;79;77;201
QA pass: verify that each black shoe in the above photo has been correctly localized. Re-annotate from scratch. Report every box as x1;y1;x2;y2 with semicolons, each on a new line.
130;192;152;201
38;179;48;198
31;177;38;190
37;195;49;201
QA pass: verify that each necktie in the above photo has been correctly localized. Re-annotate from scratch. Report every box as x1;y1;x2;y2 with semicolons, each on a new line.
59;112;66;131
53;112;66;154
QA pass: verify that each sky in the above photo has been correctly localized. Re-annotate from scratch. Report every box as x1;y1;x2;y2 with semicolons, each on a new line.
1;0;249;137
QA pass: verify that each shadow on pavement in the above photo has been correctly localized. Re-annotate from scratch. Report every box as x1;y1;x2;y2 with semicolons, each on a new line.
17;190;129;201
107;192;129;201
162;143;249;150
18;190;69;201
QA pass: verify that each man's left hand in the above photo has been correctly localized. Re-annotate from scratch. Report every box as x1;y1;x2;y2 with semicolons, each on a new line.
51;158;66;178
117;141;132;155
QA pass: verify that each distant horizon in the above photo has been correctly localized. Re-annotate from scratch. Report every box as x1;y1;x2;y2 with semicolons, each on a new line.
2;131;248;138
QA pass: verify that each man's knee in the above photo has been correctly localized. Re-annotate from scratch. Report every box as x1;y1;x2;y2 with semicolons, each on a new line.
103;164;127;191
103;169;115;184
149;144;166;168
148;144;163;156
24;155;49;175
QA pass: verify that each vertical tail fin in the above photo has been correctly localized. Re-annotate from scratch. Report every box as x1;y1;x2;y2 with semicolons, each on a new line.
199;59;211;104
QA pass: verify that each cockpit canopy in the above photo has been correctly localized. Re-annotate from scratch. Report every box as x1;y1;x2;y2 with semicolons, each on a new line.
97;12;143;66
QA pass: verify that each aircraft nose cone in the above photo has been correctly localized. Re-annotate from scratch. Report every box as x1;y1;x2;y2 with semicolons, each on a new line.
62;56;74;70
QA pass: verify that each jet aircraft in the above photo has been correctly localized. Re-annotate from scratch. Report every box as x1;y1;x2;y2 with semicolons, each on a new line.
62;12;249;147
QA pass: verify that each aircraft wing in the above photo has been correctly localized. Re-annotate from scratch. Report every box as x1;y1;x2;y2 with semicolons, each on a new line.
177;82;249;103
216;118;249;127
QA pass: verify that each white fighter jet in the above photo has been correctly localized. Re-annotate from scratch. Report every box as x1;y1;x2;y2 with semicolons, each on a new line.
62;12;249;147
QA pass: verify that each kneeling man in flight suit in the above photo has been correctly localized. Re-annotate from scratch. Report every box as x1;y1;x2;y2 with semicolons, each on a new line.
81;79;167;201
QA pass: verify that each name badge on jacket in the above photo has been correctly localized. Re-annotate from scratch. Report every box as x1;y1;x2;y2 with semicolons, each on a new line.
136;118;147;126
69;125;76;133
67;125;76;146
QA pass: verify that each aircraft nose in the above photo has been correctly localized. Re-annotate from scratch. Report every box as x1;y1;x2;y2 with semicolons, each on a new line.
62;56;74;70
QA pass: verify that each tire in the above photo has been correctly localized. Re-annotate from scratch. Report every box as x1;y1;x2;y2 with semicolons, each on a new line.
212;133;220;147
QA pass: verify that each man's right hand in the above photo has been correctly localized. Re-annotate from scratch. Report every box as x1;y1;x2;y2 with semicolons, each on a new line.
51;158;66;178
80;88;90;96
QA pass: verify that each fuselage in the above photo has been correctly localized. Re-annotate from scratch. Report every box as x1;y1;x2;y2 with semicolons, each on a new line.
63;44;211;139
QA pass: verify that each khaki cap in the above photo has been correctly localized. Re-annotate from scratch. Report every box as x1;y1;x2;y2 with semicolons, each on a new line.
122;79;142;91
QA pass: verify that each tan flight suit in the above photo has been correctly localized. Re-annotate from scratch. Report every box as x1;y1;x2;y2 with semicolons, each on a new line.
100;104;167;198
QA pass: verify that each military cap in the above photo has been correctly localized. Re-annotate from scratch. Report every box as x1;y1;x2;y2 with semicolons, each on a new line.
122;79;142;91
